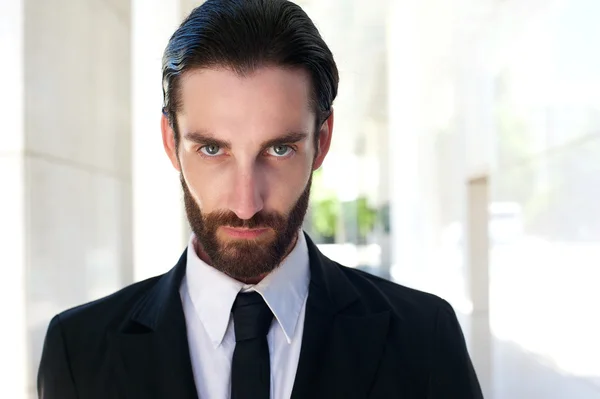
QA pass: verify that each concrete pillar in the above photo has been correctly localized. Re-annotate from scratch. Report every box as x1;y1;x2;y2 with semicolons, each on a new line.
466;175;492;397
387;0;423;281
0;1;27;397
1;0;133;397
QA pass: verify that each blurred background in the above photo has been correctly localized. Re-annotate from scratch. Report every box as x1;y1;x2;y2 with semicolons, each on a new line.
1;0;599;398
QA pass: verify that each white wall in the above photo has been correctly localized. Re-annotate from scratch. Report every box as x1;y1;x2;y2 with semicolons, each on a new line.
388;0;600;397
132;0;188;281
487;1;600;397
131;0;208;281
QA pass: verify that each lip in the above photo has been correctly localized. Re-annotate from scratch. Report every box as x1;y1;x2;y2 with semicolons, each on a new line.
220;226;270;239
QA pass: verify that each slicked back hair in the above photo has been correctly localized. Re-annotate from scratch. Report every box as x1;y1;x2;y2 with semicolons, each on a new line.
162;0;339;147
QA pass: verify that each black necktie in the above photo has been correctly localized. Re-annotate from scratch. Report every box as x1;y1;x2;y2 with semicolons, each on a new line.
231;292;273;399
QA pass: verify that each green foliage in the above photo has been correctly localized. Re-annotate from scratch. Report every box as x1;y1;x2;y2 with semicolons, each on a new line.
353;197;378;238
310;169;379;242
311;197;339;239
310;168;339;240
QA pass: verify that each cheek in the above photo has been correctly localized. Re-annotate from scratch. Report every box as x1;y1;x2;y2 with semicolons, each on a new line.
179;155;230;211
262;158;312;211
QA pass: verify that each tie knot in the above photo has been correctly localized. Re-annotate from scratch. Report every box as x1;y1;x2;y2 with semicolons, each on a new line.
231;292;273;342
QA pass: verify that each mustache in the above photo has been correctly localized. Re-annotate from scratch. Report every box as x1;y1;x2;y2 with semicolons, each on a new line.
204;210;286;229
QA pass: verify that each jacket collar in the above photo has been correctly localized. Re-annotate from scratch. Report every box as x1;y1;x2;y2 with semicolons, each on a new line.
123;232;359;332
110;232;390;399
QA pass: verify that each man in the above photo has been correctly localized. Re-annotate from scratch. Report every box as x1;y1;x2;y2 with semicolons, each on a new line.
38;0;483;398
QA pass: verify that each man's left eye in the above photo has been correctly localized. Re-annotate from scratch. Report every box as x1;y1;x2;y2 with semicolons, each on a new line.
267;145;293;157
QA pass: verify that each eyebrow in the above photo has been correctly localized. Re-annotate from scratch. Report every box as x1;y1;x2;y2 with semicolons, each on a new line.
183;130;309;149
261;131;309;148
184;130;231;149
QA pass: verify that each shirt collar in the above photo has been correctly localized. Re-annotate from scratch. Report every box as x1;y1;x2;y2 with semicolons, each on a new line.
183;231;310;347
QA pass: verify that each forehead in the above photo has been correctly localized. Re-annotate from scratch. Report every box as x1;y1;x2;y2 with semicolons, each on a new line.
177;66;316;135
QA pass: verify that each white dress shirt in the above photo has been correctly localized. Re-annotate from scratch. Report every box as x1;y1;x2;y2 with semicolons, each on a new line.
180;231;310;399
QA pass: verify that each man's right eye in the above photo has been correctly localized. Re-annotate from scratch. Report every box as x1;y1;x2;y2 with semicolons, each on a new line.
199;144;222;156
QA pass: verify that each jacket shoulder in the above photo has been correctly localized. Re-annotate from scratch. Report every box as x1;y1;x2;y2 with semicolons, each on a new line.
338;264;454;320
54;274;163;333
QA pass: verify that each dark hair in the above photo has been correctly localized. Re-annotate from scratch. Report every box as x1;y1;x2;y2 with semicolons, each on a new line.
162;0;339;146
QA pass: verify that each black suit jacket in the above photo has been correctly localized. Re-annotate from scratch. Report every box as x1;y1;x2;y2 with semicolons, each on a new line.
38;234;483;398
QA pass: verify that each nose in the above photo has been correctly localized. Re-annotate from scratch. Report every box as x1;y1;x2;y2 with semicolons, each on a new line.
228;166;264;220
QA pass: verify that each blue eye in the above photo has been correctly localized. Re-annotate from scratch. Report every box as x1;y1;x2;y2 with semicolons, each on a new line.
267;145;293;157
200;144;222;156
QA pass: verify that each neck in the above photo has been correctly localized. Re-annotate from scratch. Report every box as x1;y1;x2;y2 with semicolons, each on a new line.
239;274;268;285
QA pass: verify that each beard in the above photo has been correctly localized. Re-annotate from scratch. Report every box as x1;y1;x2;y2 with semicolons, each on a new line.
181;174;312;281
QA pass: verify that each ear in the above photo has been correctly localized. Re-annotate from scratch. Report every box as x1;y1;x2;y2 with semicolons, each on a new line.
161;113;181;172
312;110;334;170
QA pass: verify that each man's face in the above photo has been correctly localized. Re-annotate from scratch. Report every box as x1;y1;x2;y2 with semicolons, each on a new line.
161;67;333;281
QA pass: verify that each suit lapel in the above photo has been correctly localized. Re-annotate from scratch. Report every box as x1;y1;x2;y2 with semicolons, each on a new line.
291;234;391;399
108;251;198;399
106;234;390;398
